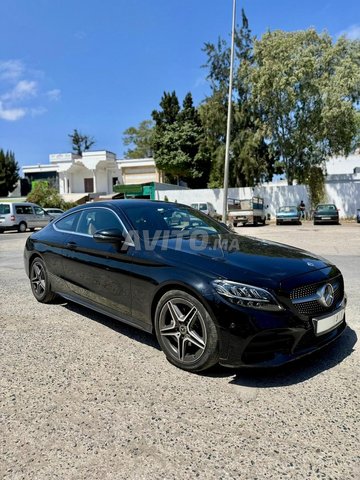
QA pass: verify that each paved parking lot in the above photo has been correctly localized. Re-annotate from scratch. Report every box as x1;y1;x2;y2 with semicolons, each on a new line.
0;223;359;480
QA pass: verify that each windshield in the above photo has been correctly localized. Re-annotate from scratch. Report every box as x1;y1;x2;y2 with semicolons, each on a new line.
123;203;228;240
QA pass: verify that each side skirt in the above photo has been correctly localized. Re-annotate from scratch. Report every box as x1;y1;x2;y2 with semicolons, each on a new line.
57;291;153;334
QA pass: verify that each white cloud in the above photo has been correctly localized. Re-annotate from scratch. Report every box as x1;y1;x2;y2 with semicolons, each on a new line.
46;88;61;101
1;80;38;102
336;24;360;40
0;59;24;81
0;59;60;122
0;100;26;121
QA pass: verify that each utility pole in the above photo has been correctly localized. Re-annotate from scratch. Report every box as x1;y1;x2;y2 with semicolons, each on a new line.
222;0;236;223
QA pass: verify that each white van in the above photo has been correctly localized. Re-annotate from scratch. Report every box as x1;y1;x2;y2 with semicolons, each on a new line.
0;202;52;233
190;202;217;218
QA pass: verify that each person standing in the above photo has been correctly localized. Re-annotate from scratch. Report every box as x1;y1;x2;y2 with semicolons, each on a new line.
299;200;306;219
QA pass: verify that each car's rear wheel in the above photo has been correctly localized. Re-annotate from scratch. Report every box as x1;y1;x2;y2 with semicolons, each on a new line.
18;222;27;233
30;258;57;303
155;290;219;372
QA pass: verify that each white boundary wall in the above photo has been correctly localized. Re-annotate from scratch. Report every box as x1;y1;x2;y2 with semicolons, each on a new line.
155;182;360;219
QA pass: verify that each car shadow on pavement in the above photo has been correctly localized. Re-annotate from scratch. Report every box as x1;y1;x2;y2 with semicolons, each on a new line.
225;327;357;388
62;300;356;386
62;300;161;351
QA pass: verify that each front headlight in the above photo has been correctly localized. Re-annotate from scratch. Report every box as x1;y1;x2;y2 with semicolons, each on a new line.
212;279;284;311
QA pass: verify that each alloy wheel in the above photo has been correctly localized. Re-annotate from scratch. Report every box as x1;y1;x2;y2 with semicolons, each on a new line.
31;261;46;298
158;298;207;363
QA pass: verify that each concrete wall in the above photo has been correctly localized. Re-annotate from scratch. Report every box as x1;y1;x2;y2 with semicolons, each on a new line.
156;182;360;218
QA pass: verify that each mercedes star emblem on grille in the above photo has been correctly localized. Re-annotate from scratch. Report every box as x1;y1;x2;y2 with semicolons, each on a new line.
318;283;335;307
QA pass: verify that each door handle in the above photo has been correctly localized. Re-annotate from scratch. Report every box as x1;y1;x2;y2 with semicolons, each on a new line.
65;241;77;249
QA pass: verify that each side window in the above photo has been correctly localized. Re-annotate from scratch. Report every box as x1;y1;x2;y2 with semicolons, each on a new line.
0;204;11;214
55;212;81;232
19;206;34;215
34;206;45;216
76;208;121;235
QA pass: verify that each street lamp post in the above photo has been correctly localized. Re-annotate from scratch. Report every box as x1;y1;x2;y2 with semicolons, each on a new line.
222;0;236;223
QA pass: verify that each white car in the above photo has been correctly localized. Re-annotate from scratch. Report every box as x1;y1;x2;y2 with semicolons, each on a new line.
44;208;64;218
190;202;217;217
0;202;52;233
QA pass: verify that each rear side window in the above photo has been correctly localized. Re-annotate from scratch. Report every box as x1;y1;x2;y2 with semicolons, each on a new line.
0;204;10;214
55;212;80;232
16;205;33;214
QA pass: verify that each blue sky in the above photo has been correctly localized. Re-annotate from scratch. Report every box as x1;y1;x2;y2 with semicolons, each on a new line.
0;0;359;171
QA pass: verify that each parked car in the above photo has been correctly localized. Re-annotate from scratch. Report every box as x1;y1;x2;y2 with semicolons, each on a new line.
0;202;52;233
313;204;340;225
357;209;360;223
44;207;64;218
276;206;301;225
24;200;346;372
190;202;217;218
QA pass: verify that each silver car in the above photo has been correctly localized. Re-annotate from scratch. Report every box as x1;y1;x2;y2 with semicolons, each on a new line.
0;202;52;233
44;208;64;218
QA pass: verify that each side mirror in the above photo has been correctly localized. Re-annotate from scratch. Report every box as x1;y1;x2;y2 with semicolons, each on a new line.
93;228;125;245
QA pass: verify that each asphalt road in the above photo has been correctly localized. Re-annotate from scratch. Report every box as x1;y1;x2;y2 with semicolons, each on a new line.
0;222;359;480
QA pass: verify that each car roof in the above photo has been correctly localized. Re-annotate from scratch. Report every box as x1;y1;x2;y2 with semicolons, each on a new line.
68;199;186;213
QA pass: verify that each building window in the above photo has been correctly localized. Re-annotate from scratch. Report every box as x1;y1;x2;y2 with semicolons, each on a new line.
84;178;94;193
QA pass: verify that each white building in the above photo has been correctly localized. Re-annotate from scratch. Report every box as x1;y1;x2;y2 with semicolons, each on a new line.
22;151;162;196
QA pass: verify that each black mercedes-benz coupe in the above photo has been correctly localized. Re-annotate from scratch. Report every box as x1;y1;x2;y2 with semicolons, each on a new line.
24;200;347;372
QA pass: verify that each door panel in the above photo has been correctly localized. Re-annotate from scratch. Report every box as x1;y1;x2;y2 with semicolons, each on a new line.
59;207;133;316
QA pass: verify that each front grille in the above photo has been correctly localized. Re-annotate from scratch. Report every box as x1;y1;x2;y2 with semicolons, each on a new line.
290;276;344;317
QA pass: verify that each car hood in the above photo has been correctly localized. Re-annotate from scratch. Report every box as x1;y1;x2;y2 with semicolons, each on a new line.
155;233;333;289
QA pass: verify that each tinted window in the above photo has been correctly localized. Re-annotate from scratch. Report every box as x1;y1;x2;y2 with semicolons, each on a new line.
55;212;81;232
199;203;207;211
16;205;33;214
0;204;10;214
76;208;121;235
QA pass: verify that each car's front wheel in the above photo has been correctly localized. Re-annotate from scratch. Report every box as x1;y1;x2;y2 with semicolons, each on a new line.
30;257;57;303
155;290;219;372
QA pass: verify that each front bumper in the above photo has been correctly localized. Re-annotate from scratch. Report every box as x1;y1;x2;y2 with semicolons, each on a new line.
209;279;346;368
218;319;346;368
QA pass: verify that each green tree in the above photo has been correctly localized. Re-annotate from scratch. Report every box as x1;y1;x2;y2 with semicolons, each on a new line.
251;29;360;185
0;149;20;197
68;129;95;155
123;120;154;158
201;9;277;188
152;92;210;187
306;167;327;209
27;181;75;209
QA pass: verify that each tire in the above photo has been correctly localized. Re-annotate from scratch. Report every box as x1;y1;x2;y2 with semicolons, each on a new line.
233;222;238;227
30;257;57;303
154;290;219;372
18;222;27;233
30;228;35;232
276;220;280;225
0;229;4;234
